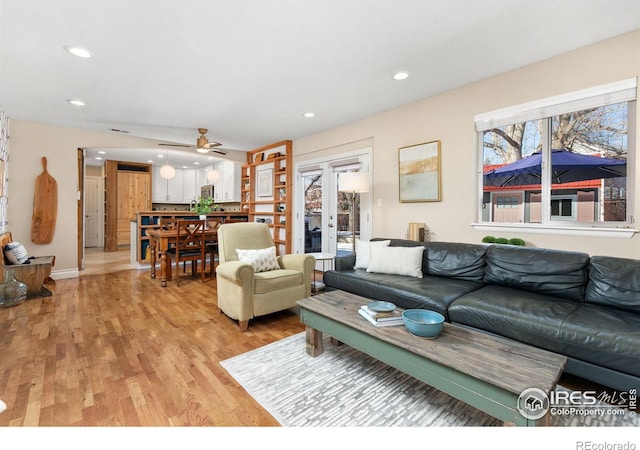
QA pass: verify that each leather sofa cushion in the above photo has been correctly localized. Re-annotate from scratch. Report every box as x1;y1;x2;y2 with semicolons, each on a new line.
450;285;640;378
323;269;483;320
448;285;582;354
425;242;486;282
254;269;303;294
561;303;640;377
484;245;589;301
586;256;640;312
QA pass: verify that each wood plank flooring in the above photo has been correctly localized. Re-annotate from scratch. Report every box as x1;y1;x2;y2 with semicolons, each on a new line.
0;267;304;426
0;248;606;427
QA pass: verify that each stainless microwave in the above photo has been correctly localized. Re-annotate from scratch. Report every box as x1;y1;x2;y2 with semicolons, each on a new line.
201;184;214;199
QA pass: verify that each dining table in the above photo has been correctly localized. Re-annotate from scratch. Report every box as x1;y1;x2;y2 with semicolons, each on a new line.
147;226;218;287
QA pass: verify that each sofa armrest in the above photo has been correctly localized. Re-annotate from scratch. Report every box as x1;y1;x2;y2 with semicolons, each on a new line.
334;254;355;271
215;260;255;284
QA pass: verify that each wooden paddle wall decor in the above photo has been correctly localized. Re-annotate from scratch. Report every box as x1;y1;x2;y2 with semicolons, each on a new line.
31;156;58;244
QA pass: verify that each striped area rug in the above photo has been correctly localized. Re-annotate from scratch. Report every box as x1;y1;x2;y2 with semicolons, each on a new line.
220;332;637;427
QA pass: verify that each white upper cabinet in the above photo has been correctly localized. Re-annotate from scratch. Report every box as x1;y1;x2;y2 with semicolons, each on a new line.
152;166;187;203
216;161;241;203
152;162;241;203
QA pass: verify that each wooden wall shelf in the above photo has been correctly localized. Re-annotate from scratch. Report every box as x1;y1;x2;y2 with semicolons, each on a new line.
242;140;292;255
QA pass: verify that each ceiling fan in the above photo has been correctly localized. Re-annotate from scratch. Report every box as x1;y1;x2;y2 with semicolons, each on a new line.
196;128;222;153
157;128;227;155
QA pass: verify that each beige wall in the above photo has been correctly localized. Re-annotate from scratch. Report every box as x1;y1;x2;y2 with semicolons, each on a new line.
7;30;640;276
6;120;181;277
293;30;640;258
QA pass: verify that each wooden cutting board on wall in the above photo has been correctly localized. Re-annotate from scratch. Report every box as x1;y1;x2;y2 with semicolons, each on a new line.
31;156;58;244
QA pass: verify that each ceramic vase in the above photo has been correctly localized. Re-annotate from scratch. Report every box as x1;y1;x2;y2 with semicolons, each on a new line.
199;214;208;229
0;267;28;307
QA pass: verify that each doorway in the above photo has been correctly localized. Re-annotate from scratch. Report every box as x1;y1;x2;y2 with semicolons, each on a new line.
296;149;372;256
84;175;102;247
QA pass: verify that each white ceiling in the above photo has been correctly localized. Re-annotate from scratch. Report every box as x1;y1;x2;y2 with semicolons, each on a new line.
2;0;640;167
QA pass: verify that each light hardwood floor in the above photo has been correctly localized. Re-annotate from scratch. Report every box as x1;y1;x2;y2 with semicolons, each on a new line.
0;248;304;426
0;247;604;427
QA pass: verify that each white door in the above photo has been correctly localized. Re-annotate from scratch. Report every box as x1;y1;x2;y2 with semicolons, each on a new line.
296;150;371;256
84;176;101;247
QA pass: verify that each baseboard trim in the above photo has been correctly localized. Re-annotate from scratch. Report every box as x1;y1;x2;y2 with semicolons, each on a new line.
50;268;79;280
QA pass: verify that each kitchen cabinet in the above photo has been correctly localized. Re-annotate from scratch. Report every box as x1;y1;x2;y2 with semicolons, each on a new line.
152;166;199;203
104;160;152;251
212;160;241;203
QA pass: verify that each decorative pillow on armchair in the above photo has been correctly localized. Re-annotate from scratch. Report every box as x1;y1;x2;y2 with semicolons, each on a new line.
367;245;425;278
4;241;29;265
236;246;280;272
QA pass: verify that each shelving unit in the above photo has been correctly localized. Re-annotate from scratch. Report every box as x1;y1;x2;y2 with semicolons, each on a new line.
135;211;248;263
244;140;292;255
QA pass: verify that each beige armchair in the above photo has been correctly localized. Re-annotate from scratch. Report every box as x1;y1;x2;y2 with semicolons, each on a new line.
215;222;315;331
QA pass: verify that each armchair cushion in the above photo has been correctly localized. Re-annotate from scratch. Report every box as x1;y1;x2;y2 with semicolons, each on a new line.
236;246;280;272
254;269;305;294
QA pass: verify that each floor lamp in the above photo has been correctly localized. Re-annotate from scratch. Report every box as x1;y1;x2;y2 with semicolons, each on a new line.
338;172;369;254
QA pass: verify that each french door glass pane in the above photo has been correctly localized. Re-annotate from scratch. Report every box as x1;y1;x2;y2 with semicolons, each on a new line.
303;172;322;253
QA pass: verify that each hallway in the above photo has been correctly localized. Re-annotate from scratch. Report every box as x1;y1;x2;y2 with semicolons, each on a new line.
81;247;137;276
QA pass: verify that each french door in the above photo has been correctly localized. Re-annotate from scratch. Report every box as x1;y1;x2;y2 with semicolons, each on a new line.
296;150;371;256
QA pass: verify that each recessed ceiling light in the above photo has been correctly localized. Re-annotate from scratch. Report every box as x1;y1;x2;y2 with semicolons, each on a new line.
194;162;200;165
196;148;209;154
303;112;315;118
393;71;409;81
95;157;102;160
66;98;86;106
64;46;93;58
157;154;165;158
98;151;106;154
147;160;154;163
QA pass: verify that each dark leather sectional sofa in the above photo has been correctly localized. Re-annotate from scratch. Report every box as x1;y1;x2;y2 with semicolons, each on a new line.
323;239;640;392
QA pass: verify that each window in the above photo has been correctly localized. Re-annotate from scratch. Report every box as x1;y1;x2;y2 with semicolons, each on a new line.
476;78;636;229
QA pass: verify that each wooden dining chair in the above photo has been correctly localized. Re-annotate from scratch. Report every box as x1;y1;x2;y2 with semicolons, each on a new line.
165;219;207;285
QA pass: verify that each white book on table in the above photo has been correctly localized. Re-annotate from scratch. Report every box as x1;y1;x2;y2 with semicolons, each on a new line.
358;307;404;327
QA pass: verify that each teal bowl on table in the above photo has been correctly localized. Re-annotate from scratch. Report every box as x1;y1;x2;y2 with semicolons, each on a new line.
402;309;445;338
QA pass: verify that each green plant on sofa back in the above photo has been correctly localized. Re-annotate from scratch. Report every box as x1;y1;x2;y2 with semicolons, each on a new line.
482;235;525;246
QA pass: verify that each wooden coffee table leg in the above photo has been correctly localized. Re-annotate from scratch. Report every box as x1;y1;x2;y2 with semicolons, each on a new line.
305;326;323;357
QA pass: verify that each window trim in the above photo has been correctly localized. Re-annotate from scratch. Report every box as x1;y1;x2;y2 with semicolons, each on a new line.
475;78;637;131
476;79;637;236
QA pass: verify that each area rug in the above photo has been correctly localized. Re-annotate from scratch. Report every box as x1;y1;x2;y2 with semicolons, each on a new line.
220;332;637;427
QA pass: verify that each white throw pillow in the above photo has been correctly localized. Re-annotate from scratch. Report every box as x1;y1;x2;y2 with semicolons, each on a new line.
367;245;425;278
4;241;29;264
354;239;391;270
236;246;280;273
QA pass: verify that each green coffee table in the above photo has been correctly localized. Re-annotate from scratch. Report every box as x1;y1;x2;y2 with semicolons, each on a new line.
298;290;567;426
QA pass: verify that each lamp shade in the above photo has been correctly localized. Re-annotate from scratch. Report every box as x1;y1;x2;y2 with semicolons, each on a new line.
159;163;176;179
207;169;220;182
339;172;369;193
